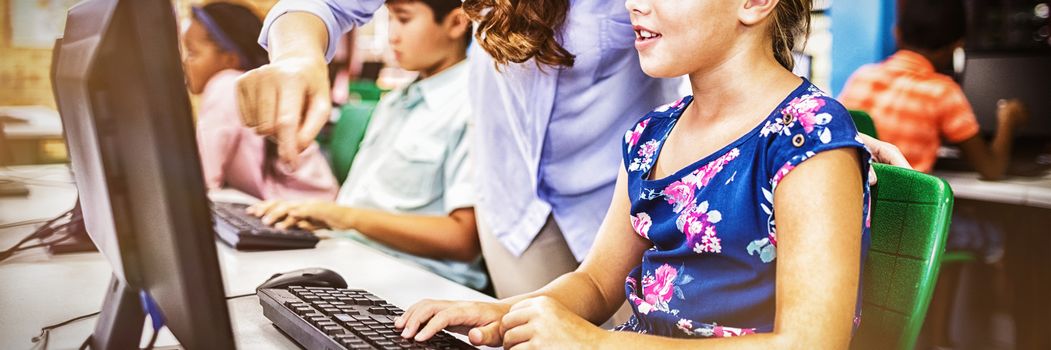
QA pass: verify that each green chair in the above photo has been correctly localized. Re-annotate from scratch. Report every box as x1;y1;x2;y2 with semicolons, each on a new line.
327;102;377;184
849;110;879;139
348;80;386;102
850;163;954;350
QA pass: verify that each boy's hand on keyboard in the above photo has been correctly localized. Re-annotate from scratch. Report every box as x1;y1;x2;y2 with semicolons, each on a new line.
394;299;510;346
248;200;345;230
500;296;605;350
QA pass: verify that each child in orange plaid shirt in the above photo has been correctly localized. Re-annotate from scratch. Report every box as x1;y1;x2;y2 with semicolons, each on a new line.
838;1;1029;349
839;1;1027;178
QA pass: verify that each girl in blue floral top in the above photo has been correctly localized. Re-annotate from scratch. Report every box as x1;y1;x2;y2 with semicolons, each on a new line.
397;0;872;348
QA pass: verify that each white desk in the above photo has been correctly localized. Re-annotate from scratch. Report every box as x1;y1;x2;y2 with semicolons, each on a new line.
0;106;63;139
0;165;494;349
933;170;1051;209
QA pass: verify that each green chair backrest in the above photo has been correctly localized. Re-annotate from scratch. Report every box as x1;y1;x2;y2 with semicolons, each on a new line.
348;80;386;102
850;163;953;350
849;110;879;139
329;102;377;184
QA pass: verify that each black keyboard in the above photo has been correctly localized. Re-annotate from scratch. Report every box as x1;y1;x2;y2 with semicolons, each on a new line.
258;286;476;350
211;202;319;250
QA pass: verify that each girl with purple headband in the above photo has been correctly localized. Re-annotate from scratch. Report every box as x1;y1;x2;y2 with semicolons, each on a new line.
181;2;338;201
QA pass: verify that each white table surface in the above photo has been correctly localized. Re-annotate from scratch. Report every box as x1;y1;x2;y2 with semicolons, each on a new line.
933;169;1051;209
0;164;495;349
0;106;63;139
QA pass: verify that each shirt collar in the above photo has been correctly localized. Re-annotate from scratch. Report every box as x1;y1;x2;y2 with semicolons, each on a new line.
411;59;469;110
885;50;936;75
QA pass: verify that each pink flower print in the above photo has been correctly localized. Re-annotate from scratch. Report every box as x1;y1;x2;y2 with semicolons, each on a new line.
692;148;740;188
712;325;757;337
638;140;659;158
798;112;833;134
676;319;694;334
675;201;722;254
654;97;686;113
865;196;872;228
624;118;650;150
663;180;696;213
771;162;795;189
642;264;678;307
784;94;826;122
698;225;722;254
630;212;653;239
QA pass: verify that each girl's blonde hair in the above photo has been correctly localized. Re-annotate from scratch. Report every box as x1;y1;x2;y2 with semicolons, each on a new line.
464;0;811;71
769;0;812;70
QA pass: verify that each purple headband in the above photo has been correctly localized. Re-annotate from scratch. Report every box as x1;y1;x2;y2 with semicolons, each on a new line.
192;6;251;70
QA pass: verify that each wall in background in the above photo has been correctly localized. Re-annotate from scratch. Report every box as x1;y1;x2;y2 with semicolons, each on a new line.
830;0;898;95
0;0;59;107
0;0;278;108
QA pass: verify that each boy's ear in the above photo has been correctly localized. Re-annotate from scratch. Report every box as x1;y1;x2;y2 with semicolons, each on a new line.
739;0;780;26
444;8;470;43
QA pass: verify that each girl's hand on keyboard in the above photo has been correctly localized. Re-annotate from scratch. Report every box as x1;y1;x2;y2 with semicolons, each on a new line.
500;296;606;350
394;299;510;346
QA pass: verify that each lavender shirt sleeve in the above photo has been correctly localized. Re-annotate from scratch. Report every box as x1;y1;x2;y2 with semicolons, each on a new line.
258;0;385;62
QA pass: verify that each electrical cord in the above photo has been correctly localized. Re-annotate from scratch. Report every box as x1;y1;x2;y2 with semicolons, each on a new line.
143;327;160;350
33;292;257;349
0;208;75;262
0;217;55;229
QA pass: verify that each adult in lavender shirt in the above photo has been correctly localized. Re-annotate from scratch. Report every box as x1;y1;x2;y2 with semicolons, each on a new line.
236;0;908;298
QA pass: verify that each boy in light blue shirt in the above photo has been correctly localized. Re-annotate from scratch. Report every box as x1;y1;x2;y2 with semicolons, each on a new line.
249;0;485;290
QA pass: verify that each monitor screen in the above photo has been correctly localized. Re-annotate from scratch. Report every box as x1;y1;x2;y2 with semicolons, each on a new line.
961;52;1051;138
52;0;234;347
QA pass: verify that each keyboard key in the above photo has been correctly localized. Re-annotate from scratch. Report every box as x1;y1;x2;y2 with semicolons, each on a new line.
322;325;344;334
368;307;390;315
371;315;394;324
333;314;355;323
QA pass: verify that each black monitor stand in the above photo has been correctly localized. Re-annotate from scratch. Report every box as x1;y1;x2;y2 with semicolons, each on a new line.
90;276;148;350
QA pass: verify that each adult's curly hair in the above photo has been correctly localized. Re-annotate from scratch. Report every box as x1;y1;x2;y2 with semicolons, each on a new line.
463;0;811;71
463;0;575;69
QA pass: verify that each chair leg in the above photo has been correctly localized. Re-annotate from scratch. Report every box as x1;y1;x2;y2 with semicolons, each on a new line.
927;263;963;349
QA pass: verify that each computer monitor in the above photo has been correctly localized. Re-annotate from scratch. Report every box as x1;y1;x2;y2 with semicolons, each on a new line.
961;52;1051;138
52;0;234;348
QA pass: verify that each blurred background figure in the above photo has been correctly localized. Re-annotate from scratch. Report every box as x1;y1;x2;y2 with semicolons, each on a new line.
181;2;338;201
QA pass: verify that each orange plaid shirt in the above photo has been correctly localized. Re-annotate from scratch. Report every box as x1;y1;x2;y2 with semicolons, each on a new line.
838;50;980;173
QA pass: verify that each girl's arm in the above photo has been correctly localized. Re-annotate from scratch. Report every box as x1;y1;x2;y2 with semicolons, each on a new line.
396;168;653;345
563;148;865;349
248;201;481;262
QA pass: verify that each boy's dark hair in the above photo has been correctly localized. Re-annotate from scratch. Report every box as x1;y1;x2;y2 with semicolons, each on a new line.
195;2;269;70
897;0;967;51
388;0;472;47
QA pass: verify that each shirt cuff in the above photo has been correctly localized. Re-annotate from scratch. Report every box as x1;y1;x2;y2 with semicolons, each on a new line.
258;0;344;62
443;184;476;214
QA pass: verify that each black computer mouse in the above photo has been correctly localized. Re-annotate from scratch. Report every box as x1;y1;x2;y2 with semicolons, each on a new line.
256;268;348;290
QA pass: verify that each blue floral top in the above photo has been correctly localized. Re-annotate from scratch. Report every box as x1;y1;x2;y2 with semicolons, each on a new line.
614;80;872;338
